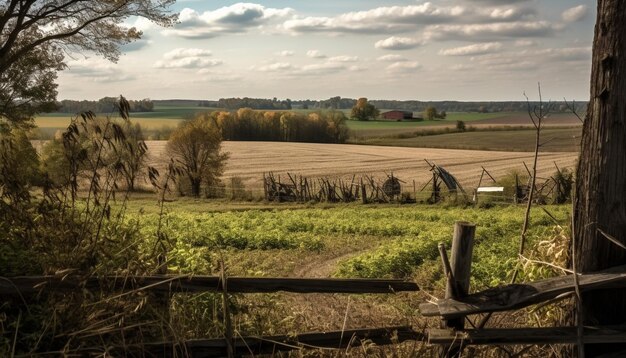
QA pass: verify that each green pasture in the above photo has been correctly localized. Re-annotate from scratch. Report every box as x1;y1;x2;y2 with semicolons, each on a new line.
345;112;520;138
35;115;183;130
130;105;218;119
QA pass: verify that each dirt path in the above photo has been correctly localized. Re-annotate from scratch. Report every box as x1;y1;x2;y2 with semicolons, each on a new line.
294;251;361;278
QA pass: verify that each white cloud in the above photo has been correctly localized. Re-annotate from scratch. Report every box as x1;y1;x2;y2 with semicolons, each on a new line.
282;2;541;36
128;17;155;32
154;58;223;69
198;72;243;82
154;48;222;69
164;3;294;39
328;55;359;62
65;58;135;82
451;64;473;71
425;21;556;41
375;36;422;50
121;39;152;52
535;47;591;61
480;7;536;22
284;3;467;34
300;62;347;74
486;60;536;71
255;62;294;72
164;48;213;60
465;46;590;73
515;39;537;47
307;50;326;58
562;5;588;23
466;0;531;5
439;42;502;56
277;50;294;57
121;17;155;52
377;54;407;62
386;61;421;72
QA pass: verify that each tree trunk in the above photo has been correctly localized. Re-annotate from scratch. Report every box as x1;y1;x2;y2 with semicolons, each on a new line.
574;1;626;356
190;177;201;197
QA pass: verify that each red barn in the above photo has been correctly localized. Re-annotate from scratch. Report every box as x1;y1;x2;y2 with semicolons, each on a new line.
381;110;414;121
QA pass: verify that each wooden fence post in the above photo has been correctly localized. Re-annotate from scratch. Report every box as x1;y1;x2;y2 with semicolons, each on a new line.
440;221;476;358
220;262;235;358
514;174;520;204
361;178;367;204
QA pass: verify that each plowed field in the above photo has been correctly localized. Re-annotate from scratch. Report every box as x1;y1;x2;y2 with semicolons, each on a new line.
146;141;578;191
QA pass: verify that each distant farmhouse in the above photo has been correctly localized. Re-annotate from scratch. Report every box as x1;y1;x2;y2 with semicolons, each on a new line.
380;110;422;121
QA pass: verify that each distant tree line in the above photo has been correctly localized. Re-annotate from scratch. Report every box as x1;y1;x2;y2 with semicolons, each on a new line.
57;97;154;114
284;97;588;114
208;109;349;143
199;97;292;110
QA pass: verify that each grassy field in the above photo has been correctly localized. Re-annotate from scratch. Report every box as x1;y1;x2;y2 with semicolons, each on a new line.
347;112;582;139
348;112;511;130
130;105;218;119
35;115;184;129
34;104;222;133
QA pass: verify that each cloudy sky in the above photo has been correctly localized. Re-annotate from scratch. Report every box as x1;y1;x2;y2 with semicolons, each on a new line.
57;0;596;101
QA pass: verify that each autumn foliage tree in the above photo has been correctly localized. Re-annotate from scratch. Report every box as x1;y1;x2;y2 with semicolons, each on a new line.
423;106;446;120
167;115;229;197
351;97;379;121
212;109;349;143
0;0;176;127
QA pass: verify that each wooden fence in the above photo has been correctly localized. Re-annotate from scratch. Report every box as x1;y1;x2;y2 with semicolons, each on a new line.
424;222;626;358
3;275;420;357
6;222;626;357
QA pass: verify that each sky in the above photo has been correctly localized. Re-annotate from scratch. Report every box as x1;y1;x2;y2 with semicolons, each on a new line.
57;0;596;102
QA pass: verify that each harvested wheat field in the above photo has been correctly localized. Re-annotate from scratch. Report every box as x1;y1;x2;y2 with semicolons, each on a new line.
146;141;578;192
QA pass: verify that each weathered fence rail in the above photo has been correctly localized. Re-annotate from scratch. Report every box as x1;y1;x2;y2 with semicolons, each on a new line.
428;326;626;346
3;275;421;356
420;264;626;319
423;222;626;356
84;326;422;357
1;275;419;297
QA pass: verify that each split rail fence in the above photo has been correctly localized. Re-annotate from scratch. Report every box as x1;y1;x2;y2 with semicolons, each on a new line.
6;222;626;357
2;275;420;357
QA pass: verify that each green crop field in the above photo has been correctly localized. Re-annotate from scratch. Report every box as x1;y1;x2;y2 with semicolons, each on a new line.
113;199;571;342
133;202;569;282
34;104;220;130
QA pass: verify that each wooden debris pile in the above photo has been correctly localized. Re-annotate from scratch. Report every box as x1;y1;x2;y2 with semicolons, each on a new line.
262;172;408;203
420;160;467;203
